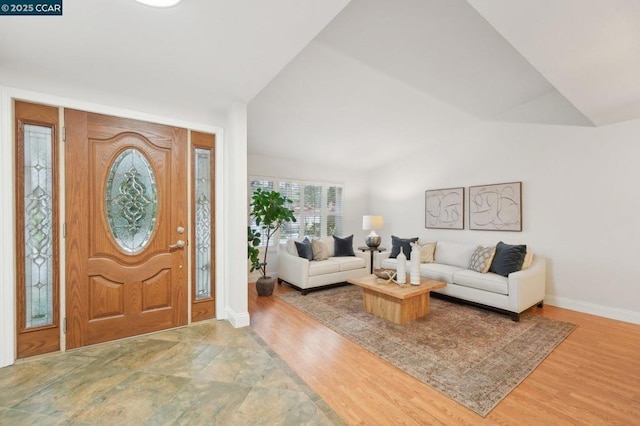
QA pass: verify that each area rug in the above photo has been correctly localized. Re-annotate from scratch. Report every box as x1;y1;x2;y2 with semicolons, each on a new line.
278;286;576;417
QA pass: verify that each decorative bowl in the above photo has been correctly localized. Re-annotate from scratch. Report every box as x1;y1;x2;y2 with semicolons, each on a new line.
373;268;396;280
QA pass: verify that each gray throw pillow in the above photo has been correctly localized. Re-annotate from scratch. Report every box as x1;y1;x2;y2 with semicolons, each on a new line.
489;241;526;277
295;238;313;261
390;236;418;260
333;235;355;257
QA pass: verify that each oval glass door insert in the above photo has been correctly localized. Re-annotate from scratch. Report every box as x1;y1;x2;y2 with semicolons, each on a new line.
105;148;158;253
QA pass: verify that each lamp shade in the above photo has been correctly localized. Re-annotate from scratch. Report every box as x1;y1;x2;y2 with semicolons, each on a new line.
362;215;384;230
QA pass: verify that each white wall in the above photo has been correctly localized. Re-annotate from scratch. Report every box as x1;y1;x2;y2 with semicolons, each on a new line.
247;154;370;280
0;88;16;368
368;119;640;324
224;103;250;327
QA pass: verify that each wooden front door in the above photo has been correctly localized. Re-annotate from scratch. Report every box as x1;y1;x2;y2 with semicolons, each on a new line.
65;110;188;349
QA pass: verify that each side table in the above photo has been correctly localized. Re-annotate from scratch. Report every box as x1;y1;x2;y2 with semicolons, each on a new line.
357;246;387;274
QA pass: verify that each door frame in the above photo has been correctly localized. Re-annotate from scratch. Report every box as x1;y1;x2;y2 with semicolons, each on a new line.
0;87;226;366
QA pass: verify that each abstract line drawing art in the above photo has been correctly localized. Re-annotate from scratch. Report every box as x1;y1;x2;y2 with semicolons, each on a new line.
469;182;522;231
425;187;464;230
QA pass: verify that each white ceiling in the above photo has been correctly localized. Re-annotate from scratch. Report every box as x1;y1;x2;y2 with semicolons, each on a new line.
249;0;640;170
467;0;640;126
0;0;350;124
312;0;592;126
1;0;639;170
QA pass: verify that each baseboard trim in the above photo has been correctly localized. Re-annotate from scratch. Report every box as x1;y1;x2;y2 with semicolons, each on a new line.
545;295;640;325
225;306;250;328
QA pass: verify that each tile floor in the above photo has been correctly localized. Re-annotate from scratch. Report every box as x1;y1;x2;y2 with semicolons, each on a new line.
0;321;344;425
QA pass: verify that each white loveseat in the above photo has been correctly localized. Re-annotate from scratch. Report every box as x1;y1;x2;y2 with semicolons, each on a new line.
277;236;370;295
380;240;545;321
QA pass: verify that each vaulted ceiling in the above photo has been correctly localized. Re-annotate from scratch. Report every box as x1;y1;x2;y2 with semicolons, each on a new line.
468;0;640;126
1;1;638;170
249;0;640;170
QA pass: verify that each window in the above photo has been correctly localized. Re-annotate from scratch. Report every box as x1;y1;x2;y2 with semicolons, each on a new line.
248;176;344;246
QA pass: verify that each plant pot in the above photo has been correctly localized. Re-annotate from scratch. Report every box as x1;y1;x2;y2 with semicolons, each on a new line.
256;276;276;296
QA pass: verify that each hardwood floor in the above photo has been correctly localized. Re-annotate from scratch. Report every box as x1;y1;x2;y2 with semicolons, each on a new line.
249;282;640;425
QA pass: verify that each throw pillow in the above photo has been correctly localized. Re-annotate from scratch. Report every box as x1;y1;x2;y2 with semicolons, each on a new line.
418;242;437;263
521;249;534;270
311;238;330;261
286;239;297;256
468;245;496;273
333;235;355;257
390;236;418;260
489;241;527;277
295;238;313;261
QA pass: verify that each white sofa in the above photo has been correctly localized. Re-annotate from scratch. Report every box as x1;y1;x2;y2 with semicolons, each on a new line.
277;236;370;295
380;240;545;321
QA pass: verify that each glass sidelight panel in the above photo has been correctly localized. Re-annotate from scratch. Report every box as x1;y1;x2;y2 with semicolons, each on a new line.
23;125;54;328
105;148;158;253
194;148;212;300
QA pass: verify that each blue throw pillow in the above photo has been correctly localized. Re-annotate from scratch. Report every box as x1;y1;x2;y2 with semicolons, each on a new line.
295;237;314;261
489;241;527;277
389;235;418;260
333;235;355;257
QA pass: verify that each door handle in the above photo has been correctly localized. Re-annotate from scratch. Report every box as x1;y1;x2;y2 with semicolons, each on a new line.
169;240;186;249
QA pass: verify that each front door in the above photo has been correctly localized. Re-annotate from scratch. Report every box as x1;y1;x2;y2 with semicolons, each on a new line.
65;110;188;349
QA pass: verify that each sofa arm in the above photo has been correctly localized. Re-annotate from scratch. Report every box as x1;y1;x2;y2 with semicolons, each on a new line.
354;250;371;272
507;256;546;313
277;249;310;287
378;251;392;262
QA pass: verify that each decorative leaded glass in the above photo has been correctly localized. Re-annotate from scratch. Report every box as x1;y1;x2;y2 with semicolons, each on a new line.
194;148;212;300
23;124;54;328
105;148;158;253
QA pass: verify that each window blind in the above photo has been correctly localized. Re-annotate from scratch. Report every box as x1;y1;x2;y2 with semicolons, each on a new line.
248;176;344;246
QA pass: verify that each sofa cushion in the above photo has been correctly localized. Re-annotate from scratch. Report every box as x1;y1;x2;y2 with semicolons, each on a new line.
490;241;527;277
381;257;413;269
332;256;366;272
390;236;418;259
333;235;355;257
311;238;330;261
434;241;477;268
453;269;508;295
295;238;313;261
309;260;340;277
418;241;436;263
380;257;398;269
468;246;496;273
419;263;465;283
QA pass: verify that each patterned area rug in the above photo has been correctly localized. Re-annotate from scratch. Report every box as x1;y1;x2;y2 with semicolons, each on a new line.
279;285;576;417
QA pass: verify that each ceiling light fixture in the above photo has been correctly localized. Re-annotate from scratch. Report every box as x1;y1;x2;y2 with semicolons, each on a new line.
133;0;183;8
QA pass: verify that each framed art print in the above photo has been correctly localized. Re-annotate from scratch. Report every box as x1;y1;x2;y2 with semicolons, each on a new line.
425;187;464;230
469;182;522;231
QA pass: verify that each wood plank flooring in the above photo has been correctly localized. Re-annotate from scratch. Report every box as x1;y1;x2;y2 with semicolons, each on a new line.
249;282;640;425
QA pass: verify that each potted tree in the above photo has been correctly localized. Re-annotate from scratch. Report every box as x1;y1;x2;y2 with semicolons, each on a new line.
248;188;296;296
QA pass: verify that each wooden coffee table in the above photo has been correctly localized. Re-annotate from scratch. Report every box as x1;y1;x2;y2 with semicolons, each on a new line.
348;274;446;324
